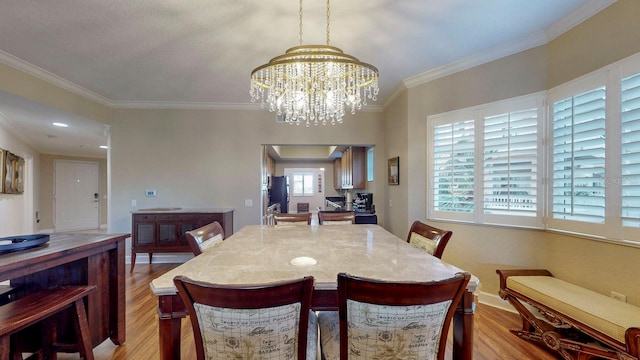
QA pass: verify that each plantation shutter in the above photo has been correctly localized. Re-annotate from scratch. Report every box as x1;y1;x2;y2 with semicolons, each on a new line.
483;108;538;217
552;86;606;224
433;120;475;213
621;73;640;227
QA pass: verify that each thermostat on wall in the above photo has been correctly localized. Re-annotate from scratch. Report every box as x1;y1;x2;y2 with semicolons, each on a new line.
145;189;157;197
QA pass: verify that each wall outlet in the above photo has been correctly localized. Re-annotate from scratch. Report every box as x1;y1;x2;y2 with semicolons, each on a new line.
611;291;627;303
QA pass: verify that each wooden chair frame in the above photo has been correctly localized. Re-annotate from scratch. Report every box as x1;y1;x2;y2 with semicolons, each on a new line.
336;272;471;360
406;220;452;259
184;221;225;256
174;276;315;360
318;212;355;225
274;213;312;225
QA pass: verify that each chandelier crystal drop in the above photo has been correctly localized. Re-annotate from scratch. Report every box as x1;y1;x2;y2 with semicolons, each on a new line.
249;0;379;127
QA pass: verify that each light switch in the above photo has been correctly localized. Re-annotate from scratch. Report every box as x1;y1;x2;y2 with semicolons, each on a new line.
244;199;253;207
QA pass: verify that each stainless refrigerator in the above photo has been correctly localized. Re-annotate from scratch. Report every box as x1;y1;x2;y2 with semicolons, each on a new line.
269;176;289;213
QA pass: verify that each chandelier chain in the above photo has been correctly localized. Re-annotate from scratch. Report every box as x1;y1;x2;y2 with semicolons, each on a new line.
326;0;330;46
299;0;303;46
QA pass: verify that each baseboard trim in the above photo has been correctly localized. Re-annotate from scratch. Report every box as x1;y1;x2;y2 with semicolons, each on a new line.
477;290;517;313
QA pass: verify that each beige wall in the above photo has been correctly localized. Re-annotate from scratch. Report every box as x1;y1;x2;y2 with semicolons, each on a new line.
0;120;40;236
390;0;640;306
383;91;408;236
548;0;640;89
109;108;386;260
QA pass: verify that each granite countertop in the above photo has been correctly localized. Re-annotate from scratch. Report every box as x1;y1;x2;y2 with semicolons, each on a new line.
150;224;478;296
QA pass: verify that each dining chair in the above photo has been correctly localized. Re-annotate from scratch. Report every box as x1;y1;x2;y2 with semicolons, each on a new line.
184;221;225;256
318;272;471;360
406;220;452;259
274;212;312;225
173;275;317;360
318;212;355;225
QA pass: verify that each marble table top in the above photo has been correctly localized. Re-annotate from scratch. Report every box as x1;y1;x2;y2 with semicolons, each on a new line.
150;224;477;296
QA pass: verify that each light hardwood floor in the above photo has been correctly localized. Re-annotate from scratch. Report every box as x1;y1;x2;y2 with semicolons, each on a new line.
60;263;560;359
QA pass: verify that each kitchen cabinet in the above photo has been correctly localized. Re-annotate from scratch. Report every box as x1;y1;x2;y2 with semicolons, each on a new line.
340;146;366;189
130;208;234;272
333;158;342;189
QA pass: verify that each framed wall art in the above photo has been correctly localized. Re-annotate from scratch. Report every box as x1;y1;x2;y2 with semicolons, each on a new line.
2;151;24;194
388;156;399;185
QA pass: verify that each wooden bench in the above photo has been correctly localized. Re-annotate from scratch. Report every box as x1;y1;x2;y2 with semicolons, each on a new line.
497;269;640;360
0;286;96;360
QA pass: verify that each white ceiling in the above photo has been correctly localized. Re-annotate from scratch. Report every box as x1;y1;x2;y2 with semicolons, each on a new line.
0;0;615;158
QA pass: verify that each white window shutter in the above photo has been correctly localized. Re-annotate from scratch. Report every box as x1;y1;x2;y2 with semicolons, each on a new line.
433;120;475;213
483;108;538;218
621;73;640;227
552;86;606;224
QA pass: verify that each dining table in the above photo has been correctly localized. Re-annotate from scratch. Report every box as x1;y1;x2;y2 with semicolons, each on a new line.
150;224;479;360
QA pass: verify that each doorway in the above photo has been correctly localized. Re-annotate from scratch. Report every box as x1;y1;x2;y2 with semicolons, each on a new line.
54;160;100;231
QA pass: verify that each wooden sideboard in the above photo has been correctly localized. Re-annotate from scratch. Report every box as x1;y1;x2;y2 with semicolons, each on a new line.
130;208;234;272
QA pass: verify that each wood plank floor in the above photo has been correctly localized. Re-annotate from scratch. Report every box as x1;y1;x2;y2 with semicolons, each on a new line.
59;263;561;359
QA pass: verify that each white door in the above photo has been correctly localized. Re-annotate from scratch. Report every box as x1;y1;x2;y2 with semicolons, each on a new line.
54;161;100;231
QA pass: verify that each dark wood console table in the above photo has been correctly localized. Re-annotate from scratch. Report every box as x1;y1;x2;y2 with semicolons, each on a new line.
0;232;127;348
130;208;234;272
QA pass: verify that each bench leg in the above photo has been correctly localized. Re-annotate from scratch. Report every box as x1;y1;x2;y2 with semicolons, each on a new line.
71;299;94;360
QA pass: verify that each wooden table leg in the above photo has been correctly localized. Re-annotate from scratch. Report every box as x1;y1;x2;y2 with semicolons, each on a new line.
453;290;475;360
110;239;126;345
158;295;187;360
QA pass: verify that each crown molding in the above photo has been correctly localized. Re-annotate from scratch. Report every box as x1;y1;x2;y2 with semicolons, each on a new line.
403;0;617;90
403;31;548;89
111;101;261;111
0;50;113;107
382;82;409;109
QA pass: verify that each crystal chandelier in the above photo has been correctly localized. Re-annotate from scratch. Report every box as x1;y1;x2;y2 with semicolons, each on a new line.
250;0;379;126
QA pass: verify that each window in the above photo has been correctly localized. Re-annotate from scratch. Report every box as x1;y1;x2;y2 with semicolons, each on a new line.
292;173;314;196
427;52;640;244
428;94;543;227
367;147;374;182
621;72;640;229
552;86;606;224
483;108;539;222
432;119;475;214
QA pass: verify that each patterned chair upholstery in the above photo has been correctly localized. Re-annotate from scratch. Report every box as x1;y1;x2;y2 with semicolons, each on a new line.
406;220;452;259
185;221;225;256
173;276;317;360
318;272;470;360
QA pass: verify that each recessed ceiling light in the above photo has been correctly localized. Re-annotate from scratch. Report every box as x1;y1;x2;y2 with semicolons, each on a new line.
53;122;68;127
100;145;109;149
